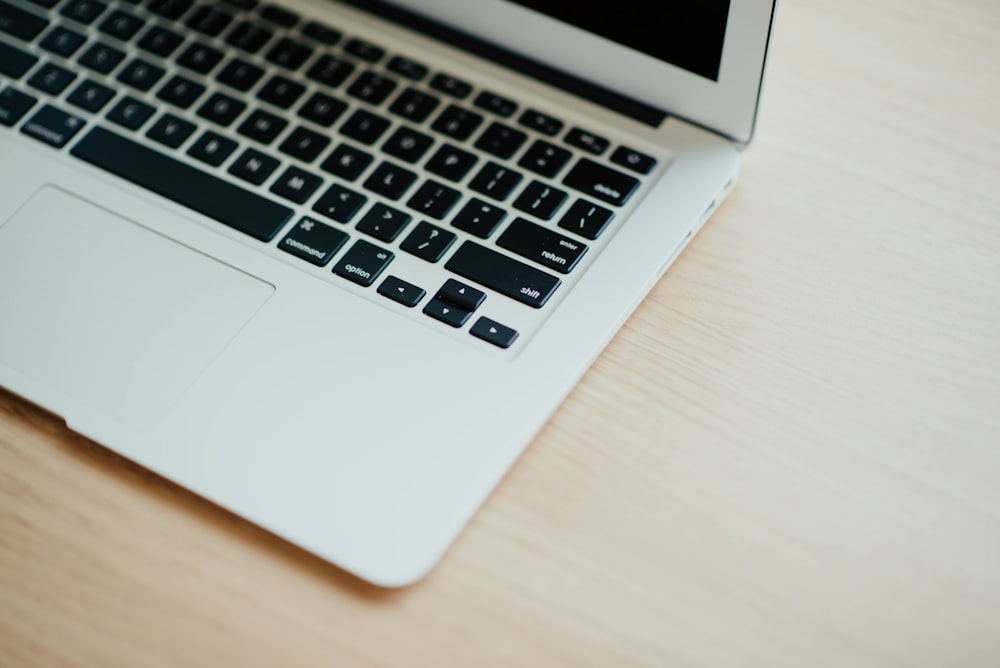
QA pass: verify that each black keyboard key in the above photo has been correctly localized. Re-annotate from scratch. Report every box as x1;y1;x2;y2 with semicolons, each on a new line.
474;91;516;117
425;143;476;182
431;104;482;141
469;161;522;201
382;126;432;163
117;58;164;91
237;107;285;143
28;63;76;95
187;130;236;166
78;42;124;74
497;217;586;274
562;158;639;206
66;79;114;112
177;42;224;74
297;91;347;127
343;37;382;63
388;87;439;123
518;139;571;178
386;55;427;81
470;317;518;349
147;0;191;21
301;20;340;45
437;278;485;312
399;221;455;263
20;103;84;148
24;0;57;8
265;36;312;71
519;108;562;136
216;58;263;91
451;198;505;239
356;203;410;242
333;239;392;286
407;180;460;220
98;9;143;41
475;121;526;159
186;5;232;37
305;54;353;88
71;126;293;241
339;108;389;144
59;0;106;26
610;146;657;174
0;87;36;127
320;143;371;181
0;0;47;41
197;91;245;127
377;276;424;307
146;112;194;148
106;95;154;130
422;297;470;328
0;40;37;79
313;183;366;223
136;26;183;58
429;73;471;99
512;180;567;220
363;161;415;200
565;127;609;155
278;125;328;163
39;26;86;57
156;74;205;109
269;165;321;203
256;75;304;108
259;4;297;27
228;147;279;184
225;20;271;54
557;199;614;240
279;216;347;266
347;71;396;105
444;241;559;309
221;0;256;10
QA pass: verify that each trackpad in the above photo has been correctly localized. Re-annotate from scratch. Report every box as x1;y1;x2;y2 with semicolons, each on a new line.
0;187;273;429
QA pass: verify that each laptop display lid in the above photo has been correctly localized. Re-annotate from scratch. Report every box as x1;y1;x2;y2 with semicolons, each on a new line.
371;0;776;144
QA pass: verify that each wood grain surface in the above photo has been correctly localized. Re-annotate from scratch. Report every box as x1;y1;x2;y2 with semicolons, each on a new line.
3;0;1000;666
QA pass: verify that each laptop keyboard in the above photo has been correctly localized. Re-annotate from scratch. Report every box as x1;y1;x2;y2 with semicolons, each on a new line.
0;0;661;351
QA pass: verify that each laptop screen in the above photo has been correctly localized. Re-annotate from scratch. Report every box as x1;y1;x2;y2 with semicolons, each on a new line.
506;1;731;81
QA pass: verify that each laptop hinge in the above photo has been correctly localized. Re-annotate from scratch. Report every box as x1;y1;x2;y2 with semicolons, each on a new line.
334;0;668;128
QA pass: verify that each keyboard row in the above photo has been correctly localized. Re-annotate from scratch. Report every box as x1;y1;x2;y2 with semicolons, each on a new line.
0;0;658;176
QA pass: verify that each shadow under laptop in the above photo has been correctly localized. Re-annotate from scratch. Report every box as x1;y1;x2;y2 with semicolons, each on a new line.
0;387;414;600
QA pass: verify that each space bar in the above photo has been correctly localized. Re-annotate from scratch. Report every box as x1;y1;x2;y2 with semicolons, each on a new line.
70;127;293;242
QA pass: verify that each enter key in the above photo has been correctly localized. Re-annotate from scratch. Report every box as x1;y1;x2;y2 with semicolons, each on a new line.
496;217;588;274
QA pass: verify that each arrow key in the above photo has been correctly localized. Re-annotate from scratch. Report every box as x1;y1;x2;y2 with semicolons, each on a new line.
377;275;425;307
437;278;484;312
470;317;518;349
423;296;471;328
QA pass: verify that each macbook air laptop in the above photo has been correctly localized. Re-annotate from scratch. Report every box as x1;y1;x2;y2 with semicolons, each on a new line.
0;0;776;585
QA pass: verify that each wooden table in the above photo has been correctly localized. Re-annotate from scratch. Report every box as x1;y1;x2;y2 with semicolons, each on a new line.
3;0;999;665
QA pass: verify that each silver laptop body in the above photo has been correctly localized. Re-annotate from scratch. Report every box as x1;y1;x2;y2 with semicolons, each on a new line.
0;0;776;585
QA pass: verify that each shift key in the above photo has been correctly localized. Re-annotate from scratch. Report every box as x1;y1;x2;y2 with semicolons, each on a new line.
444;240;560;309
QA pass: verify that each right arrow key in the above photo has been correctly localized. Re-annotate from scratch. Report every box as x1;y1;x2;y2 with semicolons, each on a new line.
470;317;519;349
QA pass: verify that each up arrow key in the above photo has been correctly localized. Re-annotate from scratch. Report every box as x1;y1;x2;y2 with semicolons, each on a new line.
437;278;485;311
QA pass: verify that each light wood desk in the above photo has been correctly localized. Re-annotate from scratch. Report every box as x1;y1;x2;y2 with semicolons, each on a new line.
3;0;999;665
